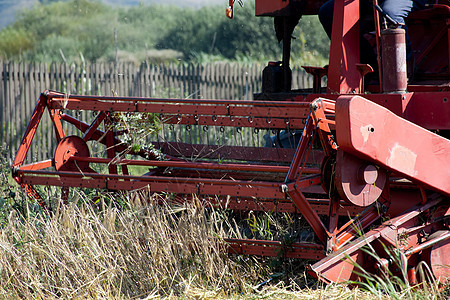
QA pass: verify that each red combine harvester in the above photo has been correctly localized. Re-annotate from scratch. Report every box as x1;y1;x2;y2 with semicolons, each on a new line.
13;0;449;284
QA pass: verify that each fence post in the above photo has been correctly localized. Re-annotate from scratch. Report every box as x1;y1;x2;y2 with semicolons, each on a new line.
0;61;4;148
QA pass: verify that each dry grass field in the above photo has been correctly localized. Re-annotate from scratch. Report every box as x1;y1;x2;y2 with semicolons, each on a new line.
1;146;448;299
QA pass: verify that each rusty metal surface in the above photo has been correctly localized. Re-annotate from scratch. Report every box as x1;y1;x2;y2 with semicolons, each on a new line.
381;28;408;93
226;238;325;260
335;149;387;207
54;136;90;172
309;197;445;283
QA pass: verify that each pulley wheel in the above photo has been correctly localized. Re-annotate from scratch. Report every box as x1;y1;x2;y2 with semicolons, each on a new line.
429;233;450;283
335;149;387;207
54;135;90;172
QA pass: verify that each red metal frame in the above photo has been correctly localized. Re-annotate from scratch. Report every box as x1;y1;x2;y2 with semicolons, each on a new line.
14;90;449;279
327;0;361;94
336;95;450;195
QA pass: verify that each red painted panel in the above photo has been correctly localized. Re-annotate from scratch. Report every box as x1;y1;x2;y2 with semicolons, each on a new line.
403;92;450;130
255;0;289;16
327;0;361;94
336;95;450;195
255;0;326;16
363;93;407;116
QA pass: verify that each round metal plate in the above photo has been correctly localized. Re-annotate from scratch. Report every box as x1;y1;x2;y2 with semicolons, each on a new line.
430;236;450;283
335;150;387;207
54;135;90;172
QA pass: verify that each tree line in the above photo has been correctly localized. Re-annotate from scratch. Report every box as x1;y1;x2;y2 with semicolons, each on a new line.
0;0;329;66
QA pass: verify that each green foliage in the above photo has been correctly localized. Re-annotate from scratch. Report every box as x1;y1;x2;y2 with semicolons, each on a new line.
0;27;34;59
157;2;284;62
9;0;116;62
0;145;43;224
297;16;331;61
0;0;329;65
214;3;283;61
0;146;16;223
156;5;222;58
112;111;162;158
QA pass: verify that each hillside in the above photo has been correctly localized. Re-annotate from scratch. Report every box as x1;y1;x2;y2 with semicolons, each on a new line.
0;0;224;29
104;0;223;6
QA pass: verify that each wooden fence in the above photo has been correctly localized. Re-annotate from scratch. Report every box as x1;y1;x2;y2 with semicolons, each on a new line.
0;61;313;161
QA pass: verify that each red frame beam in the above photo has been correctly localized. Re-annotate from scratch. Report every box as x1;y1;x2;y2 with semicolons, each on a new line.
327;0;360;94
226;238;326;260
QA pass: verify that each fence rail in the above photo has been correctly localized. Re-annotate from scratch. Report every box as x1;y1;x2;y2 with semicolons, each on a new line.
0;61;313;162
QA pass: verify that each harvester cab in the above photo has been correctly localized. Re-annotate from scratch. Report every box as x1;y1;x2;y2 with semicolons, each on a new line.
13;0;450;285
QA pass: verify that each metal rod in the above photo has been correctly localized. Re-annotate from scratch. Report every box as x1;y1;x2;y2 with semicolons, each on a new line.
286;115;314;182
70;156;320;174
288;188;329;244
13;94;47;168
46;90;311;107
404;231;450;256
16;169;284;188
372;0;383;91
